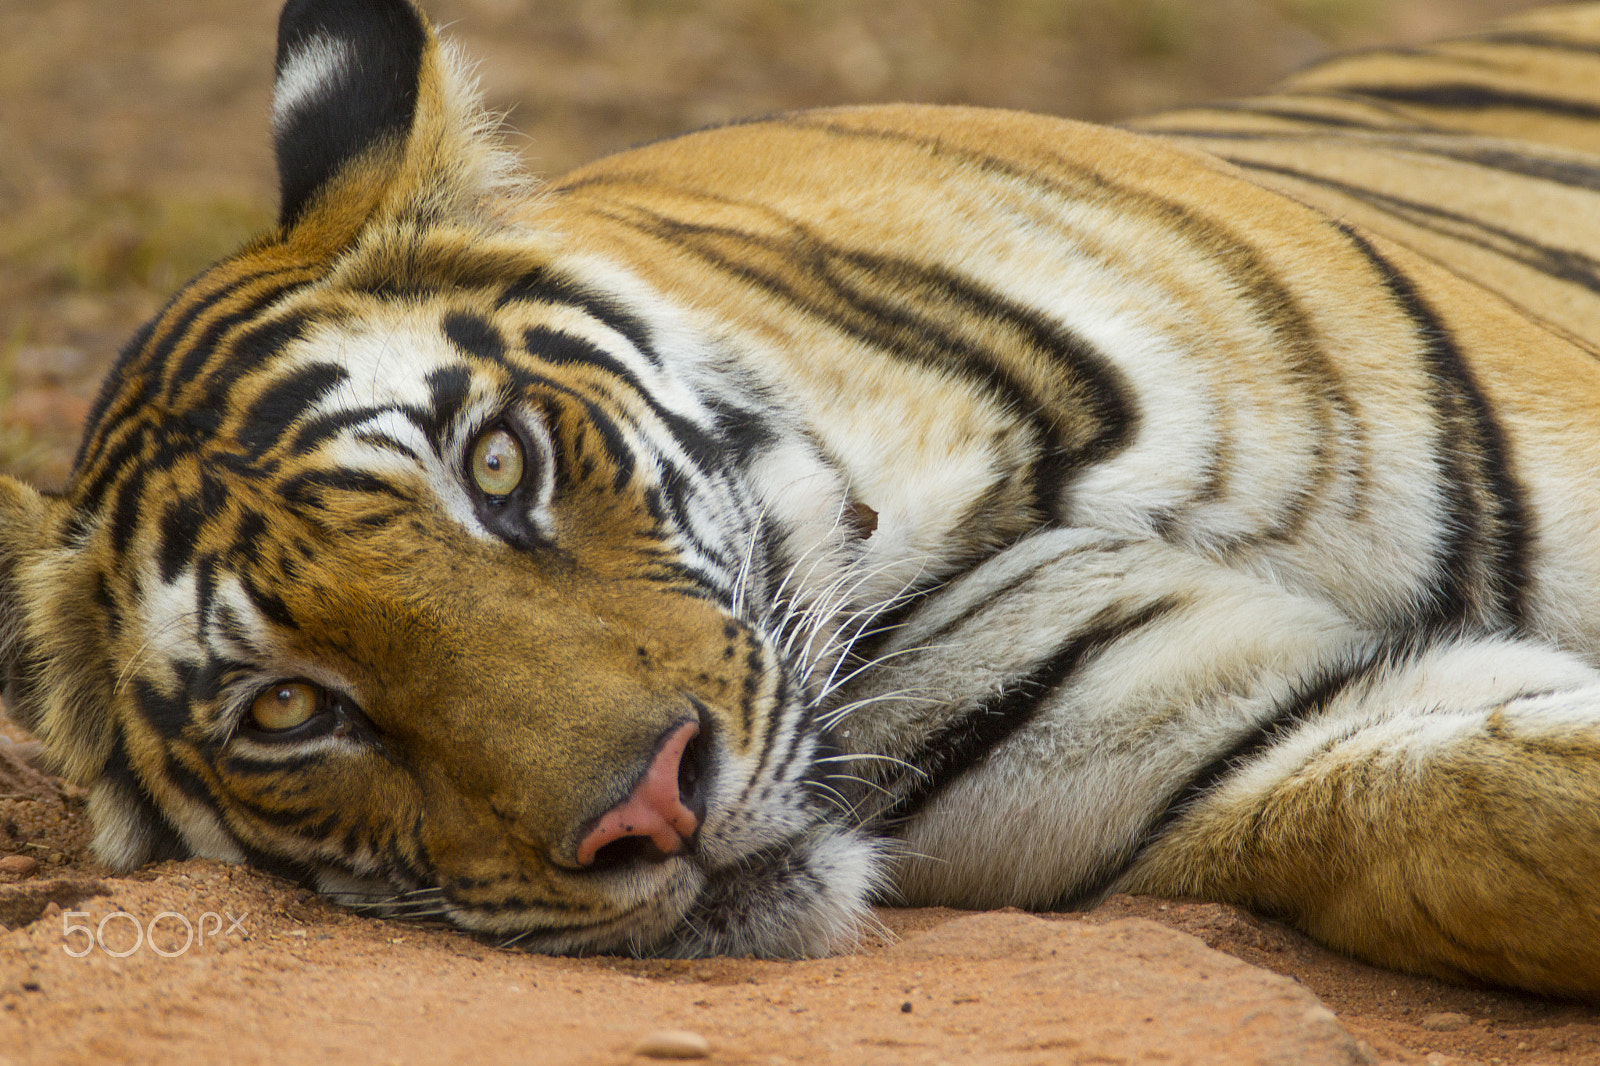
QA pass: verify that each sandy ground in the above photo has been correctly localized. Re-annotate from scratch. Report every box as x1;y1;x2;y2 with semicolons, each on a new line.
5;1;1597;1064
5;739;1600;1066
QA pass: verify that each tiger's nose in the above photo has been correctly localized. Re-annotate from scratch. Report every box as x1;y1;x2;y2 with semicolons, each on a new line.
576;720;702;868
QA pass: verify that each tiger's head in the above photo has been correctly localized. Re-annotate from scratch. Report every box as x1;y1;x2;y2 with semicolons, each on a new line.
0;0;883;955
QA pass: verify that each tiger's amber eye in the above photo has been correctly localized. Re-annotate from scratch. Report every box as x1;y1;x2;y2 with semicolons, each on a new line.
470;427;525;496
250;682;319;732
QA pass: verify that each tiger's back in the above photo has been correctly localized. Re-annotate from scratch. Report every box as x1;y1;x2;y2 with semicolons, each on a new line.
5;0;1600;995
1139;3;1600;341
543;98;1600;645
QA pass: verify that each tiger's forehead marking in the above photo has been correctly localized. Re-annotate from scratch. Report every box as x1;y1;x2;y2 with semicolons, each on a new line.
277;288;709;423
286;310;469;412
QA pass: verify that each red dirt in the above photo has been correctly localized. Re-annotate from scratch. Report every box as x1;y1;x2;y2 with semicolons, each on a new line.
4;737;1599;1066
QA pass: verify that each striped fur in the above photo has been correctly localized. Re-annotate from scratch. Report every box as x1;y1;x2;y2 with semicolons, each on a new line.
4;0;1600;989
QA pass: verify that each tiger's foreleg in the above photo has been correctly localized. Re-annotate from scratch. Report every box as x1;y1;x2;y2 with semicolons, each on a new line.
827;527;1600;994
1127;636;1600;995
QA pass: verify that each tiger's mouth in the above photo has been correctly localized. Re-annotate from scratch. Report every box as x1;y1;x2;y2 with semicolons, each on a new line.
324;815;879;958
311;693;881;958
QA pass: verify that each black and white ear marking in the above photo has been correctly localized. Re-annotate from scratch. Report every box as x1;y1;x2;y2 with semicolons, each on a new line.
272;0;430;226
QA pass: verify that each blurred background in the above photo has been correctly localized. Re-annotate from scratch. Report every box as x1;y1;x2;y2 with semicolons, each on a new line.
0;0;1543;487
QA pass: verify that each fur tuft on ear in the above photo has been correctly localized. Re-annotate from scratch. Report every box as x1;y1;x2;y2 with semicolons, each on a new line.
273;0;428;227
0;477;181;870
0;476;67;735
271;0;527;245
0;477;116;783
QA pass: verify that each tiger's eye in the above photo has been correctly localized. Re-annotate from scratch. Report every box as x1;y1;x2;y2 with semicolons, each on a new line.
470;427;525;497
250;682;319;732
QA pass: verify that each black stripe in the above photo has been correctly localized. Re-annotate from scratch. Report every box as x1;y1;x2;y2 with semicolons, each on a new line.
132;677;192;741
520;325;732;480
191;311;317;416
238;361;350;460
73;315;160;472
75;262;295;449
503;362;642;493
1418;141;1600;193
1329;133;1600;194
93;572;124;641
239;571;298;631
220;764;326;796
193;553;219;642
230;837;317;886
1337;226;1530;630
278;468;417;512
442;312;507;362
614;208;1134;518
106;468;151;558
163;270;313;404
499;269;663;367
1140;100;1424;133
1061;642;1394;908
1473;31;1600;58
157;495;207;583
1223;156;1600;299
747;652;793;789
423;364;473;449
1348;82;1600;121
1171;126;1600;196
99;744;188;863
290;405;394;455
879;597;1183;826
833;539;1095;695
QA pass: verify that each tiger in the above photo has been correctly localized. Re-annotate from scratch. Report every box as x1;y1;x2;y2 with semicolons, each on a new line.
5;0;1600;995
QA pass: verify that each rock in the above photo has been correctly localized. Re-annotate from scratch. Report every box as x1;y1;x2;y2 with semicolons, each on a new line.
632;1030;711;1059
1420;1012;1471;1032
0;855;41;880
0;742;59;799
12;740;48;769
0;878;108;930
889;912;1371;1065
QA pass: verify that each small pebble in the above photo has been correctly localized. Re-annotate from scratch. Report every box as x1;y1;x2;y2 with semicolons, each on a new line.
1420;1012;1470;1032
900;1001;913;1013
9;740;46;769
0;855;40;880
633;1029;711;1060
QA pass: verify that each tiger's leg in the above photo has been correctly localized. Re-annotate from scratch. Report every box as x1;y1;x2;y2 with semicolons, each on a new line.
828;528;1600;994
1126;636;1600;995
831;527;1375;905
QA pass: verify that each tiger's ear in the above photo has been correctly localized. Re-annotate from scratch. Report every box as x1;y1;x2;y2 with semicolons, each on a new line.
271;0;518;244
0;478;181;868
0;476;65;729
0;477;113;770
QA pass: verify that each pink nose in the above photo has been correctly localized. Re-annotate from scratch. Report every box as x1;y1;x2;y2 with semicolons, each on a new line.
576;721;701;867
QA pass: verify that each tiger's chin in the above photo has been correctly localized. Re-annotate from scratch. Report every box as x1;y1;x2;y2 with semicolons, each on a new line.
313;822;886;959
